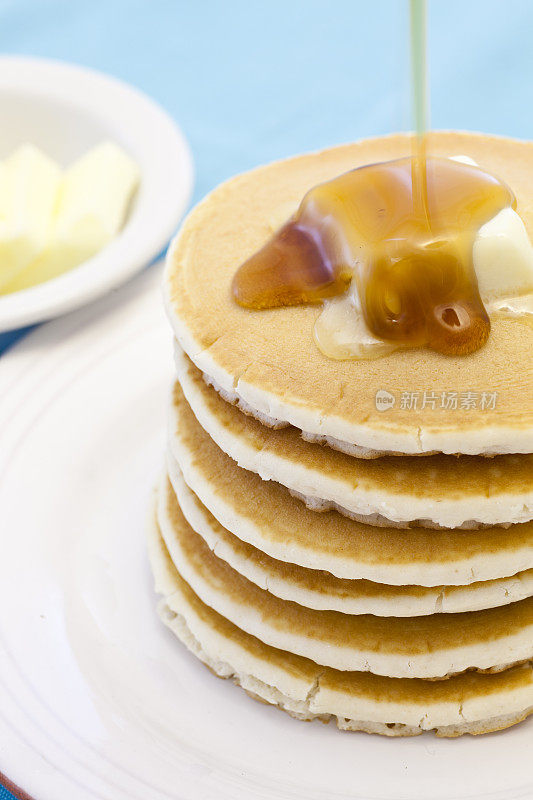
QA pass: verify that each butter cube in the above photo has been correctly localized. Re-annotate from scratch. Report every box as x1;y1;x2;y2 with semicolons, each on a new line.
0;145;60;292
474;207;533;302
7;142;140;292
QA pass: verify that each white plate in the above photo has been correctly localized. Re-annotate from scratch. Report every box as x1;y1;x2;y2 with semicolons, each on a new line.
0;265;531;800
0;56;193;332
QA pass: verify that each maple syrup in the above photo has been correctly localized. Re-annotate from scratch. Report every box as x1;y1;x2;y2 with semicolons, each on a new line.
231;0;516;357
232;157;515;355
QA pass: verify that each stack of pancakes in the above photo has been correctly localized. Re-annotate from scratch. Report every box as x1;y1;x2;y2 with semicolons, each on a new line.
149;132;533;737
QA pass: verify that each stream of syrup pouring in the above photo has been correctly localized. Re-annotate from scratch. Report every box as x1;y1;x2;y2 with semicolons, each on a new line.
232;0;515;356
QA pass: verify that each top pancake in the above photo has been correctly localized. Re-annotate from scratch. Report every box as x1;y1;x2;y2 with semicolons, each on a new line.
165;132;533;456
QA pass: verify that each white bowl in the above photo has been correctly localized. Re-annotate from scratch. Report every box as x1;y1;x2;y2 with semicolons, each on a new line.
0;56;194;332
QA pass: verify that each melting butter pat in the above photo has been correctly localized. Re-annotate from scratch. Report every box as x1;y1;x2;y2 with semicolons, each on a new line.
314;283;396;360
475;207;533;302
452;155;533;307
0;145;60;292
1;142;140;294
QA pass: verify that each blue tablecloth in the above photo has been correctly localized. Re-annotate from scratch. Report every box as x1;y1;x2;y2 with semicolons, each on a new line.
1;0;533;796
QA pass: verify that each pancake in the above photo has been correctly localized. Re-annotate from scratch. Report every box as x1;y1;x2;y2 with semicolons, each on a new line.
162;469;533;616
148;513;533;736
173;351;533;529
169;376;533;585
156;481;533;679
164;132;533;457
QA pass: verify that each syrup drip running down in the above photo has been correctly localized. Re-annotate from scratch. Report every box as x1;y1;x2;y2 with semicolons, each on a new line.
232;0;516;357
232;158;515;355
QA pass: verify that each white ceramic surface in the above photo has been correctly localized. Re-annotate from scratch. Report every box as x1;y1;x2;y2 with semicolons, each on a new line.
0;265;531;800
0;56;193;332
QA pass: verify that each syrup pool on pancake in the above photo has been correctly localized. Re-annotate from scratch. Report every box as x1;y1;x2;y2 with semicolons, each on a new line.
232;0;533;361
232;154;533;360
